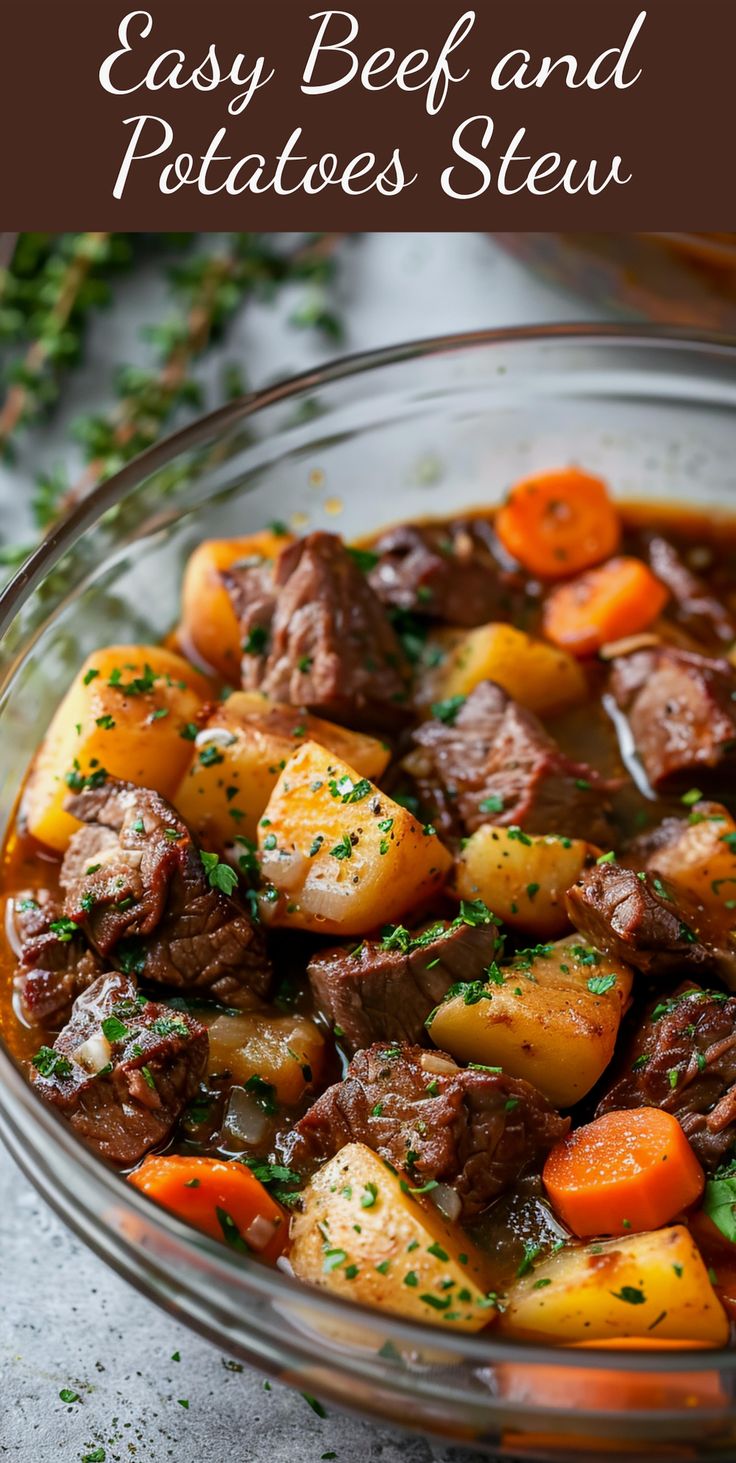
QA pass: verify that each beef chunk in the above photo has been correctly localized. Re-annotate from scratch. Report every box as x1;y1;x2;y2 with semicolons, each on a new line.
565;863;736;982
367;520;526;627
224;531;411;728
285;1041;568;1217
307;910;502;1055
407;680;614;841
646;536;735;647
10;888;102;1027
610;647;736;792
219;557;277;659
31;971;208;1167
597;986;736;1170
61;779;271;1004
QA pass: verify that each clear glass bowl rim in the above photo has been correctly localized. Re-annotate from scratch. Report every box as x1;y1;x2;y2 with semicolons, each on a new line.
2;320;736;1376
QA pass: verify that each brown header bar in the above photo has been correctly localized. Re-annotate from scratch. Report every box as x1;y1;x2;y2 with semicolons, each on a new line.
2;0;733;227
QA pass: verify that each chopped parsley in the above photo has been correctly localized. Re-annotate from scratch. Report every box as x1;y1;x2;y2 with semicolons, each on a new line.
479;794;504;814
611;1285;646;1305
430;695;466;725
32;1046;72;1079
216;1206;251;1253
49;917;79;943
328;774;372;804
243;625;269;655
244;1073;278;1115
108;663;157;696
200;850;239;895
587;973;616;996
199;744;224;767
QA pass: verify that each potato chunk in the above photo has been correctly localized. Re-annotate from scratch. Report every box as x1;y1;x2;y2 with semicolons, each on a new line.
289;1143;497;1330
206;1010;325;1105
434;623;586;715
180;530;292;679
454;825;597;938
174;691;390;844
429;935;632;1108
499;1225;729;1346
640;800;736;939
22;646;210;853
257;741;452;935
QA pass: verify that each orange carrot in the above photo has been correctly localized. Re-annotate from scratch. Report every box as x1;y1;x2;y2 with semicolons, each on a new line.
495;468;620;580
129;1154;288;1263
542;556;669;657
543;1109;705;1237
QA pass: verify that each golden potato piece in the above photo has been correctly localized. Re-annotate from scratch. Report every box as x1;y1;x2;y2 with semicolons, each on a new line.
257;741;452;935
289;1143;497;1330
173;691;390;845
454;825;597;938
641;800;736;939
180;530;292;679
206;1009;325;1104
499;1225;729;1346
22;646;210;853
435;623;586;715
428;934;632;1108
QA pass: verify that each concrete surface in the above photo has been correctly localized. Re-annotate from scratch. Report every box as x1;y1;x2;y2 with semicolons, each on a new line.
0;233;612;1462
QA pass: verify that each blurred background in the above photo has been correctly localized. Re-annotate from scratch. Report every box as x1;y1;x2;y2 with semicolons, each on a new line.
2;230;735;570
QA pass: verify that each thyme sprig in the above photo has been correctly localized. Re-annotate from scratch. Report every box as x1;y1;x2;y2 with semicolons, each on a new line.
0;233;134;456
37;232;342;524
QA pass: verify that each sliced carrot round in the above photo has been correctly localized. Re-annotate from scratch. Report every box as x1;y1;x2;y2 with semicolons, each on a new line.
129;1153;287;1263
543;1108;705;1237
495;468;620;580
542;556;669;657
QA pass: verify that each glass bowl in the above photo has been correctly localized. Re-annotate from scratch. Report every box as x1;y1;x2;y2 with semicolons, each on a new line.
1;325;736;1463
495;234;736;331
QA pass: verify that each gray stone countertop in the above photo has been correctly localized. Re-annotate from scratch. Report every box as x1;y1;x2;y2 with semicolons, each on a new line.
0;233;611;1463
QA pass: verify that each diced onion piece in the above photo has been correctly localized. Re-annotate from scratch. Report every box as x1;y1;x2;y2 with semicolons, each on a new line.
419;1051;458;1076
430;1182;462;1223
598;632;661;660
72;1031;112;1074
195;727;236;749
243;1213;281;1252
222;1086;271;1145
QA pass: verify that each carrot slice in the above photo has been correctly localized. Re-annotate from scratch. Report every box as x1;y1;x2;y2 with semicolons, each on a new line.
542;556;669;657
495;468;620;580
129;1154;287;1263
543;1109;705;1237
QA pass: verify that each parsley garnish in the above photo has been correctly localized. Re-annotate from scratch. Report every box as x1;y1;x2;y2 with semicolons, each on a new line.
430;695;466;724
200;850;238;895
32;1046;72;1078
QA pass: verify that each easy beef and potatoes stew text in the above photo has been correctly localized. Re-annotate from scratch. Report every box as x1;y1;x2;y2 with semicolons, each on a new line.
6;466;736;1345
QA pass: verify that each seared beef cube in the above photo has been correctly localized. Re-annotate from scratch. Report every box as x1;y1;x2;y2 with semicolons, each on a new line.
61;779;271;1005
646;536;735;647
367;520;525;627
598;985;736;1170
565;863;736;982
30;971;208;1166
219;557;277;660
285;1041;568;1217
610;647;736;792
10;888;102;1027
224;531;411;729
407;680;614;841
308;913;502;1054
